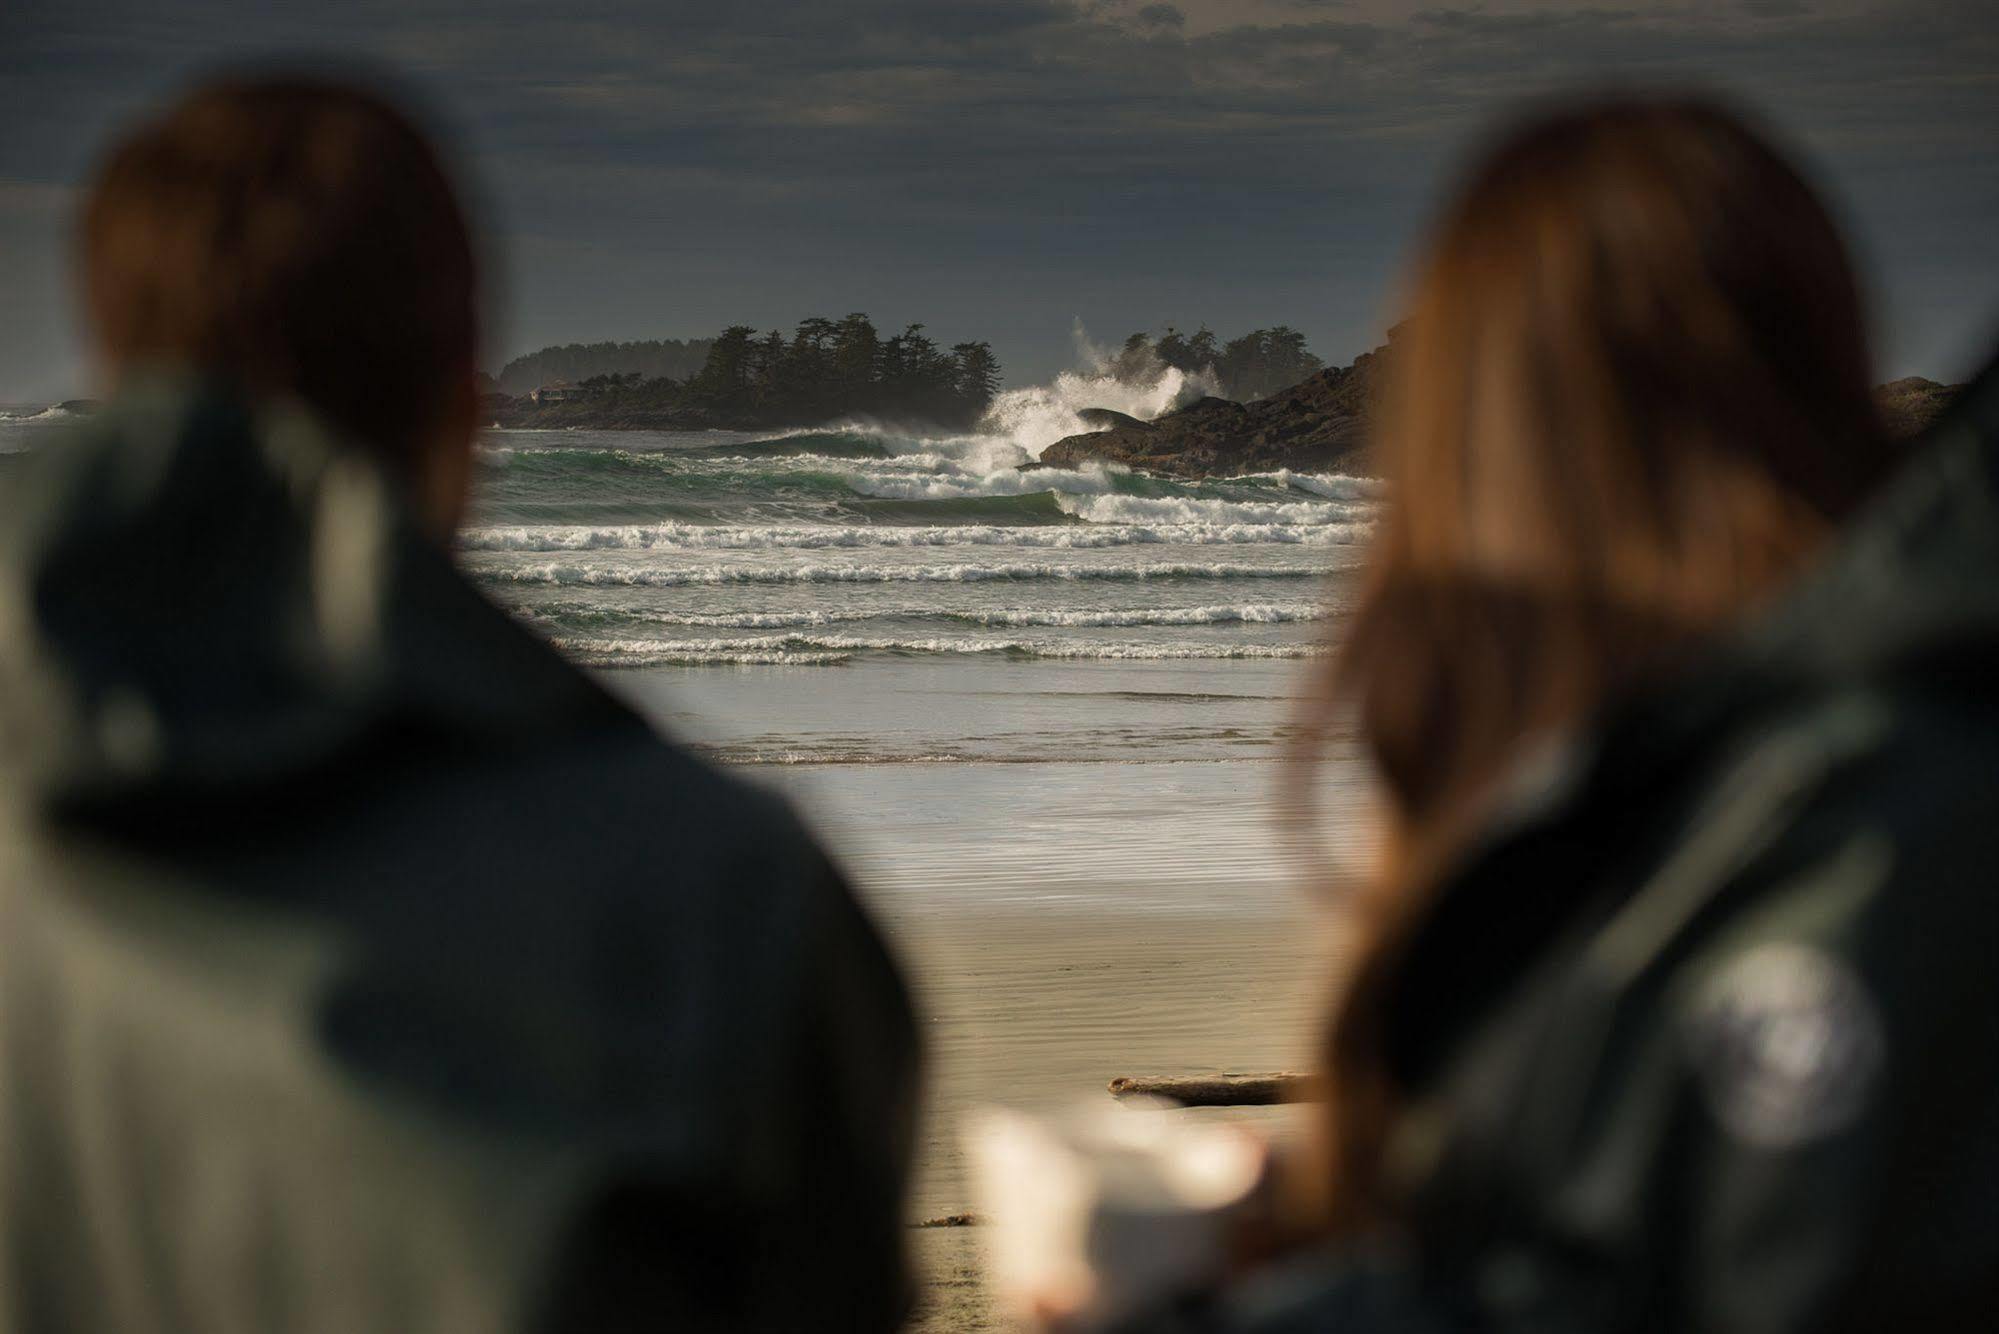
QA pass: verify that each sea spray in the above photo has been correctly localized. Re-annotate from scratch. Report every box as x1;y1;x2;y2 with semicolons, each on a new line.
974;319;1223;457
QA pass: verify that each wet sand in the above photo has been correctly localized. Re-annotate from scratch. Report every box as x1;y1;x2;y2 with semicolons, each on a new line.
875;905;1335;1331
636;662;1363;1328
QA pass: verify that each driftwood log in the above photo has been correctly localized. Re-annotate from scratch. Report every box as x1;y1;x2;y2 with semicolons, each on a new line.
1107;1072;1315;1107
914;1212;981;1228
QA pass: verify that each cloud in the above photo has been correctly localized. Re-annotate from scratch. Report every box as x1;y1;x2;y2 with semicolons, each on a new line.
0;0;1992;397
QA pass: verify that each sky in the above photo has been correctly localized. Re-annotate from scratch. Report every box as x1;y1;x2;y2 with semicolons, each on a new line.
1;0;1994;400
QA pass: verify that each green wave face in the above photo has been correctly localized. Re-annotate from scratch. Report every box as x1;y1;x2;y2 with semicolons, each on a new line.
846;491;1075;524
459;422;1374;676
475;446;862;523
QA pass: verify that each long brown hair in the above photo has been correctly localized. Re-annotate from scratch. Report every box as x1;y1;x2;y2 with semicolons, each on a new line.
1308;97;1896;1230
80;76;477;479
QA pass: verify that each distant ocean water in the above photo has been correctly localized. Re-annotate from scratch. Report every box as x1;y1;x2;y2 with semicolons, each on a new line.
0;402;83;450
464;422;1375;672
461;363;1377;912
1;372;1377;912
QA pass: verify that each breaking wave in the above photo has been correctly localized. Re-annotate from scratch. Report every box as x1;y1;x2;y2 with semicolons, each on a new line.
482;559;1336;587
959;602;1322;627
460;519;1366;551
1242;470;1385;502
977;318;1223;456
1055;492;1369;527
518;601;1326;631
555;633;1328;668
467;340;1373;689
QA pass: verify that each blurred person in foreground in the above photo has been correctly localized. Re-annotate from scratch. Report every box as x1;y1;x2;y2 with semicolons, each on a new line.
1023;97;1999;1331
0;75;918;1332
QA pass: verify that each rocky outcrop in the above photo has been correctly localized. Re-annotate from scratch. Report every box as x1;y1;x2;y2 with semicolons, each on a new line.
1036;344;1966;479
1073;407;1153;432
1034;345;1384;478
1876;377;1962;438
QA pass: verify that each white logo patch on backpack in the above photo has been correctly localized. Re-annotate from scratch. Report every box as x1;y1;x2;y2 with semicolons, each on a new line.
1686;942;1886;1149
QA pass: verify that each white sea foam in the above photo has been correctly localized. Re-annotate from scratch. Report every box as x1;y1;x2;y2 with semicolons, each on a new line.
541;607;884;630
485;559;1335;587
480;445;946;474
522;601;1327;630
566;647;857;667
0;404;75;430
556;633;1327;666
978;320;1223;456
459;519;1365;552
698;747;989;765
1055;492;1369;527
963;602;1323;627
1245;470;1386;502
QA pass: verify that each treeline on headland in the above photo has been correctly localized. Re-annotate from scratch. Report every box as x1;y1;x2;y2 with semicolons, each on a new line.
494;339;714;395
1107;326;1323;401
486;315;1000;431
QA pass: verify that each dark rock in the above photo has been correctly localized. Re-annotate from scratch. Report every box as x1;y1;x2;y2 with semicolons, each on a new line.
1036;343;1967;480
1075;407;1152;432
1035;344;1385;478
1876;377;1963;438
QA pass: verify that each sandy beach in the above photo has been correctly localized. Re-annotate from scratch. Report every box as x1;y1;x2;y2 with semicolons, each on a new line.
619;658;1358;1330
879;906;1335;1331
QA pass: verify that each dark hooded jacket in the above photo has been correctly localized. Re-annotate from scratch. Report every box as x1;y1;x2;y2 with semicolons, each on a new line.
0;381;919;1333
1130;354;1999;1334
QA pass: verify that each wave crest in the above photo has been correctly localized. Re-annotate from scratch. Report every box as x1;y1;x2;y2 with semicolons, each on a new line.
483;559;1336;587
555;632;1328;667
519;601;1326;630
460;518;1366;552
1056;492;1369;527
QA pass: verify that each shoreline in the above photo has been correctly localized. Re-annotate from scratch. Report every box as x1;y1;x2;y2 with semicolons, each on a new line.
614;664;1361;1328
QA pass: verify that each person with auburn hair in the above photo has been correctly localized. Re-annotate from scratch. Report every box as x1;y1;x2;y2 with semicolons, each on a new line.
1074;97;1999;1331
0;76;918;1332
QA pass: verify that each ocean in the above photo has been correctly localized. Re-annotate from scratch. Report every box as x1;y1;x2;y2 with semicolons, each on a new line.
459;364;1378;916
3;377;1379;917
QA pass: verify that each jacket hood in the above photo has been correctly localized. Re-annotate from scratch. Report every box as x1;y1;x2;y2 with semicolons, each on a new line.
0;378;637;823
1383;350;1999;1084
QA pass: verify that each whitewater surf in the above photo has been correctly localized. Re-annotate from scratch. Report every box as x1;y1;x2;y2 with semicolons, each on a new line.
464;356;1375;672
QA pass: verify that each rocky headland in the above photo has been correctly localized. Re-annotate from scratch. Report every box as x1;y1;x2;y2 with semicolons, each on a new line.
1875;376;1964;439
1033;341;1966;480
1033;344;1384;478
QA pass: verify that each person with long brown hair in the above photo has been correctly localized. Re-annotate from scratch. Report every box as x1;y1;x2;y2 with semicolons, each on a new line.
1091;96;1999;1331
0;75;919;1333
1317;94;1899;1232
